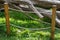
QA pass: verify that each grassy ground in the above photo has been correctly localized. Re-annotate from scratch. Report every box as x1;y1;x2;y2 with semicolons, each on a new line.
0;11;60;40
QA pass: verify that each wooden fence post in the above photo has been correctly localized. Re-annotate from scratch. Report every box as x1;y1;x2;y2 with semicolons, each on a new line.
51;5;56;40
4;3;10;35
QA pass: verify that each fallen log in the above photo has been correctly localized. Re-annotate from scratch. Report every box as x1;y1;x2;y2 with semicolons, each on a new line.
27;0;44;18
32;0;60;10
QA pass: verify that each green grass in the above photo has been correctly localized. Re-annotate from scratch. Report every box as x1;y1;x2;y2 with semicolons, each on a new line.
0;11;60;40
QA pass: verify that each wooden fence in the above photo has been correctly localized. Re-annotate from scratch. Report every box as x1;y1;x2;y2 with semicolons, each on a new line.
0;0;56;40
3;2;56;40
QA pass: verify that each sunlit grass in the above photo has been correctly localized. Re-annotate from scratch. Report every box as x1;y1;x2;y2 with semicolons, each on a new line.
0;17;50;28
0;11;60;40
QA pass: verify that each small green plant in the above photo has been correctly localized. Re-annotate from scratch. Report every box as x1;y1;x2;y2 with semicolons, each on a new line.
0;11;60;40
20;29;30;38
42;17;51;23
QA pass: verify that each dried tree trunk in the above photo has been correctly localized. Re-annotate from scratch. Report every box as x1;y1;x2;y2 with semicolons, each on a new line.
32;0;60;9
23;0;44;18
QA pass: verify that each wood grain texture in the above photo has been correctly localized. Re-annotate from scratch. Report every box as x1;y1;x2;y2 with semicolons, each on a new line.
51;5;56;40
4;3;10;35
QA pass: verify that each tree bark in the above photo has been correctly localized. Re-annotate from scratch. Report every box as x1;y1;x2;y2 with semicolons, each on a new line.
32;0;60;9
